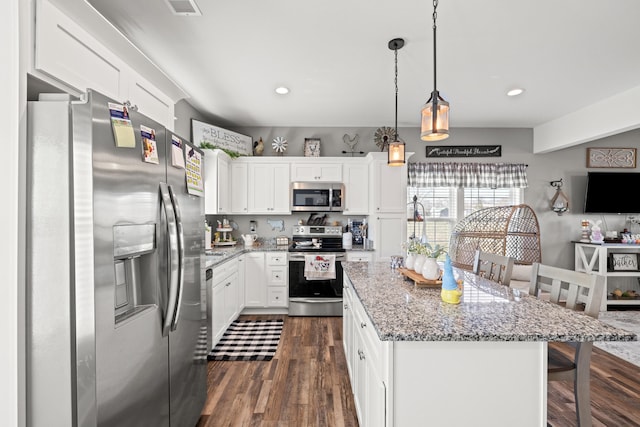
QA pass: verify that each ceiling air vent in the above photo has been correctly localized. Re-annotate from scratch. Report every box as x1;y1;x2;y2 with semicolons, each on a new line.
165;0;202;16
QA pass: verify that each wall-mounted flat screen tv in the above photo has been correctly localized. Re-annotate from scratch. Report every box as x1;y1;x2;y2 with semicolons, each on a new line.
584;172;640;214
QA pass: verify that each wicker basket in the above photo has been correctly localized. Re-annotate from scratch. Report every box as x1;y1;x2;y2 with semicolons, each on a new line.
449;204;541;270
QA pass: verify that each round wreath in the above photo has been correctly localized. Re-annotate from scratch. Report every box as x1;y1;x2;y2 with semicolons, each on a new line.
374;127;397;151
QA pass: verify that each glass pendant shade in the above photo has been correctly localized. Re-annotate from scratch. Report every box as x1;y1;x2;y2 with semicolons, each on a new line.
387;140;405;166
420;92;449;141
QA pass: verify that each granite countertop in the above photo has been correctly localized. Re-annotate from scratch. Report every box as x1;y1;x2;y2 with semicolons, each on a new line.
342;261;638;343
205;242;288;268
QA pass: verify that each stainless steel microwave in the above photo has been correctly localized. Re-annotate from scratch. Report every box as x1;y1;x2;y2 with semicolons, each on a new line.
291;182;344;212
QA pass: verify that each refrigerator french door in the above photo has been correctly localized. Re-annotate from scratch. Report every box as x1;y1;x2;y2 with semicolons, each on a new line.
26;90;206;426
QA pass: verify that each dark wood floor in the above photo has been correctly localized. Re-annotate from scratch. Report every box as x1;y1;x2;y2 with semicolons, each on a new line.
198;315;640;427
197;315;358;427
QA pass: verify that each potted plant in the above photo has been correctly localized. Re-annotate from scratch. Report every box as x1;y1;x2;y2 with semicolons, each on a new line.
420;243;447;280
402;239;421;270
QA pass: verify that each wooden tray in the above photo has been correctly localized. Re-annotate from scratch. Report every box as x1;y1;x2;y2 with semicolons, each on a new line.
213;241;237;247
398;267;442;288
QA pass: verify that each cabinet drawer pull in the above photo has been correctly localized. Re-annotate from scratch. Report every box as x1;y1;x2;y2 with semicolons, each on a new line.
360;322;367;328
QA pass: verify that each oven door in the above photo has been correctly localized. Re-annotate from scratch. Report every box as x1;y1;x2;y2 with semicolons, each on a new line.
288;254;344;316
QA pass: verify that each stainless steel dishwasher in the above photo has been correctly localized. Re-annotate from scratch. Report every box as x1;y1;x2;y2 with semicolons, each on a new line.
204;268;213;352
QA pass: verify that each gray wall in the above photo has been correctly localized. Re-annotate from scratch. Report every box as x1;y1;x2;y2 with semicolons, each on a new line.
175;103;640;270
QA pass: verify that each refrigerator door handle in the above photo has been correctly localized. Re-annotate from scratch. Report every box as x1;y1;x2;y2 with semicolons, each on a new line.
160;182;180;337
168;185;185;331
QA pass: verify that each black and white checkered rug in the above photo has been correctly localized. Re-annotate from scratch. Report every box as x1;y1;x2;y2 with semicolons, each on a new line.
207;319;283;361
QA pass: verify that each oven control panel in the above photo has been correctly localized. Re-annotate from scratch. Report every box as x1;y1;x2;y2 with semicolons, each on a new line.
292;225;342;236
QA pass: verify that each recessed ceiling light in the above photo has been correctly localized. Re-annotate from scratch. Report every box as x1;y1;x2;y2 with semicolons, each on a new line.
275;86;289;95
507;88;525;97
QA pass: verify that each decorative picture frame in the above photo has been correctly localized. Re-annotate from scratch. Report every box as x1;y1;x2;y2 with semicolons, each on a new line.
608;253;639;271
425;145;502;158
191;119;253;156
304;138;321;157
587;147;637;168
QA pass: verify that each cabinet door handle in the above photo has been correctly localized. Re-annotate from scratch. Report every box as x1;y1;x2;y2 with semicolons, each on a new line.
360;322;367;328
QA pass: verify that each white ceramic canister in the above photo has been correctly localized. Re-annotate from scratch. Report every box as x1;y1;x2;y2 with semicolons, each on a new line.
421;257;440;280
342;231;353;249
413;254;427;273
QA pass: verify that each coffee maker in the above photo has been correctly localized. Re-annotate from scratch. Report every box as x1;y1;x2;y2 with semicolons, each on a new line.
348;218;365;245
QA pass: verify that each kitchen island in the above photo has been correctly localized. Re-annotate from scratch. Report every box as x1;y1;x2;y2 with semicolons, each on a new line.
342;262;637;427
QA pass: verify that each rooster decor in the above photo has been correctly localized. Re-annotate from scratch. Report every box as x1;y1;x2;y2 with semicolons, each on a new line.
342;133;364;157
253;137;264;156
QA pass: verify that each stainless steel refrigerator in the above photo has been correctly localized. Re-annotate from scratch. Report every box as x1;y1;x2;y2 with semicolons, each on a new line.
26;90;207;426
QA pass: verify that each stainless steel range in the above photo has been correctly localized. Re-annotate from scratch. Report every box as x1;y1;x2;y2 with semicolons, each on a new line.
288;225;345;316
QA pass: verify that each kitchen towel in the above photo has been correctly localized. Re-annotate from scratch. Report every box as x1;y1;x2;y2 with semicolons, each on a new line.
304;254;336;280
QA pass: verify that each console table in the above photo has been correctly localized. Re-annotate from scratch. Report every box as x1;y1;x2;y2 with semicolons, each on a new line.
574;242;640;311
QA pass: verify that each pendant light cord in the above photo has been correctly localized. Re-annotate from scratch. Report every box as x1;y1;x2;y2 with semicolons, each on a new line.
394;43;399;141
432;0;438;93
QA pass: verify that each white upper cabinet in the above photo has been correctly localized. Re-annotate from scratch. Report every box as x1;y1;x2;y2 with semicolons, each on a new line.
247;163;290;214
203;149;231;215
343;162;369;215
33;0;180;129
291;162;342;182
230;162;249;214
369;153;409;213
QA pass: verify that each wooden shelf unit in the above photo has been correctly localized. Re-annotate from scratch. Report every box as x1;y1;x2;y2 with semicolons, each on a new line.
574;242;640;311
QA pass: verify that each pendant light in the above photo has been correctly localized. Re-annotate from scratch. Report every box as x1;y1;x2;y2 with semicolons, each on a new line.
420;0;449;141
388;38;406;166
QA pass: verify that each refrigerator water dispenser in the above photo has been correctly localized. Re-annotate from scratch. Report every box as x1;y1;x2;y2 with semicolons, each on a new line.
113;224;156;324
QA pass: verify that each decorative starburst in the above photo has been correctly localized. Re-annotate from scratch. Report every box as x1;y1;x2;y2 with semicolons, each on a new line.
272;137;287;154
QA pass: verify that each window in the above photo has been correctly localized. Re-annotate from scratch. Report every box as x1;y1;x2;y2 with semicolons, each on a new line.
407;186;523;252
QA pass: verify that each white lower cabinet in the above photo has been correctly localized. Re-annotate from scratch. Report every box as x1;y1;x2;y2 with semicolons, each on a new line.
344;275;387;427
244;252;266;307
210;258;240;346
237;255;246;311
243;251;288;308
266;252;288;307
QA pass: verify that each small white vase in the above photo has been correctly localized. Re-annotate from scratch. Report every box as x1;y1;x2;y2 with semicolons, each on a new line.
421;257;440;280
413;254;427;273
405;253;415;270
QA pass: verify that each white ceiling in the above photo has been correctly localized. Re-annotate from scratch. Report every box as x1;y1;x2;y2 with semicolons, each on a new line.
53;0;640;130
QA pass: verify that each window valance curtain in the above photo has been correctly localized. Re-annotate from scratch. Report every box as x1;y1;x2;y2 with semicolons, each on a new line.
408;162;528;188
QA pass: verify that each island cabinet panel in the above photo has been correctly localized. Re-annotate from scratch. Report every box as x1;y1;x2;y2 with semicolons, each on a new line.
392;341;546;427
344;275;388;427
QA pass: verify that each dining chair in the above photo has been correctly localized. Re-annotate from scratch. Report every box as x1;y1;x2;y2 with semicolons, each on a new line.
529;263;605;427
471;250;514;285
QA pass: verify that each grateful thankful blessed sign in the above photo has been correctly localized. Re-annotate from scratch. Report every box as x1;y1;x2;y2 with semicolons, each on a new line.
425;145;502;158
